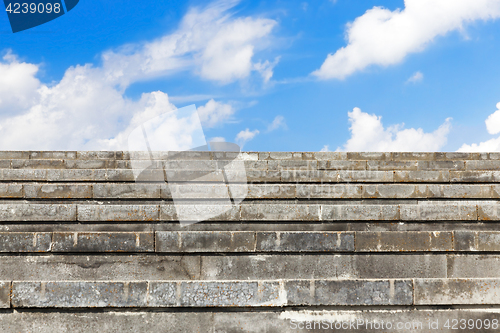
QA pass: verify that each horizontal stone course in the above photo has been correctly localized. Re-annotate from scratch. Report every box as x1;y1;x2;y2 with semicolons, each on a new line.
7;279;416;308
5;183;500;199
1;202;499;222
0;230;496;253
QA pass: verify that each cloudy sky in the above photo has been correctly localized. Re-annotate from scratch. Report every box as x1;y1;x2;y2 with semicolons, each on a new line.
1;0;500;151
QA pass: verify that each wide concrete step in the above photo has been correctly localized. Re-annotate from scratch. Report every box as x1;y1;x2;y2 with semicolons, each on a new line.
2;309;500;333
4;159;500;171
3;168;500;183
2;202;499;221
1;230;498;253
4;183;500;199
1;278;499;308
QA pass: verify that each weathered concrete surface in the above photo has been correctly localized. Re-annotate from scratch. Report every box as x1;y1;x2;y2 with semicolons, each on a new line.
256;232;354;252
356;231;453;252
0;232;51;252
414;278;500;305
51;232;154;252
0;255;201;281
11;281;149;307
0;204;76;221
0;281;10;308
286;279;412;306
3;309;500;333
77;205;159;222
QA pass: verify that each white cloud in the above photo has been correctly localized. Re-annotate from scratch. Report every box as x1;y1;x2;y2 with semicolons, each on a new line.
235;128;259;147
0;0;274;150
320;145;330;152
209;136;226;142
406;71;423;84
102;0;277;86
337;107;452;151
313;0;500;79
485;102;500;135
0;52;41;114
253;56;280;83
267;115;286;131
458;102;500;151
197;99;235;128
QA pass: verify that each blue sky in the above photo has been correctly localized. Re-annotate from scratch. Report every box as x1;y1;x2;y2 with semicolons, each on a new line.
1;0;500;151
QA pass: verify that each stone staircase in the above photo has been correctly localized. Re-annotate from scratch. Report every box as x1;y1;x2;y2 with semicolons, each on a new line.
1;151;500;332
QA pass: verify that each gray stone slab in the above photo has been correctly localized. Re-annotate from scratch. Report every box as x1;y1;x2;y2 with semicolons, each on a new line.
1;169;47;181
52;232;154;252
77;205;159;221
440;184;493;198
400;204;477;221
160;204;240;222
0;204;76;221
414;278;500;305
0;232;51;252
0;311;213;333
178;281;283;307
417;160;465;170
247;184;295;199
246;170;281;182
167;183;230;199
0;255;201;281
11;159;66;169
453;231;500;251
321;205;399;221
29;151;77;159
0;281;10;308
201;254;446;280
24;184;92;199
77;151;116;159
465;160;500;170
241;204;320;221
256;232;354;252
362;184;426;199
478;203;500;221
93;184;160;199
0;151;29;159
367;160;418;170
11;281;148;307
391;152;435;160
450;171;498;182
394;170;449;182
46;169;95;181
286;279;413;305
448;255;500;278
0;183;23;198
297;184;362;199
356;231;453;252
156;231;255;252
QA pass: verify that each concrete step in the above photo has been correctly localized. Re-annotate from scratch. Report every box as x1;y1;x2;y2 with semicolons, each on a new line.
1;278;499;308
2;230;500;253
1;202;496;222
3;183;500;199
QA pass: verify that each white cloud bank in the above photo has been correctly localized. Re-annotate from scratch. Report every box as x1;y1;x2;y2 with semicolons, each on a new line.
458;102;500;152
313;0;500;79
0;0;278;150
337;107;452;151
